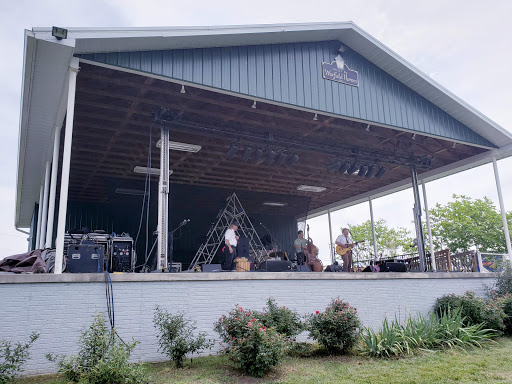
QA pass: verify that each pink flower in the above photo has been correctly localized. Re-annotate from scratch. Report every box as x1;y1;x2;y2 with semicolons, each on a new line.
263;326;267;330
344;317;348;321
316;311;320;314
259;328;263;332
233;337;236;340
248;322;253;327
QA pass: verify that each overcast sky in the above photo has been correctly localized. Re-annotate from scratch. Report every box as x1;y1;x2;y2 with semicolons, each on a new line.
0;0;511;261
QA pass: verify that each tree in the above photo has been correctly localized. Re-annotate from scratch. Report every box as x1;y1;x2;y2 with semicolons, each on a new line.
346;219;415;259
428;194;511;254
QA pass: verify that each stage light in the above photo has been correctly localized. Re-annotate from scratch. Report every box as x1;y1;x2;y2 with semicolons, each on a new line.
241;146;253;162
412;134;416;140
313;113;318;121
358;164;368;177
180;85;186;94
251;148;265;163
134;166;173;176
297;185;327;193
286;153;299;166
327;160;342;173
365;164;377;178
338;160;351;174
347;162;360;175
375;165;387;179
275;151;288;165
226;143;239;159
264;149;277;165
252;101;257;109
452;142;456;148
366;124;370;132
156;140;202;152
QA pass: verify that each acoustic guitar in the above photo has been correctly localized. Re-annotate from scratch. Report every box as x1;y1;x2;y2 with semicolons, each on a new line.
336;241;362;256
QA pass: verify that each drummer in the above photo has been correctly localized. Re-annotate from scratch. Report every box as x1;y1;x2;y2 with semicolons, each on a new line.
294;230;308;265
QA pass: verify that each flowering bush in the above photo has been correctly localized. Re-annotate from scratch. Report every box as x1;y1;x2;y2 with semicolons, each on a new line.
306;298;360;354
257;298;303;339
214;305;289;377
491;293;512;334
434;291;505;332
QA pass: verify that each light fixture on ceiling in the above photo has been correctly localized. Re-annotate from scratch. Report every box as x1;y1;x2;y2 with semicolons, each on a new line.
297;185;327;193
365;124;370;132
412;134;416;140
327;159;342;173
452;142;456;149
52;26;68;40
262;202;288;207
226;142;239;159
375;165;387;179
365;164;377;178
251;148;265;163
357;164;368;177
264;149;277;165
115;188;147;196
133;166;173;176
251;100;257;109
156;140;202;153
241;146;253;162
338;160;352;174
286;153;300;166
180;85;186;94
275;151;288;166
347;162;360;175
313;113;318;121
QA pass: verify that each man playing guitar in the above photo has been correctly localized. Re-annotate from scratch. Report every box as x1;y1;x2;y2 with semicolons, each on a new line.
335;228;354;272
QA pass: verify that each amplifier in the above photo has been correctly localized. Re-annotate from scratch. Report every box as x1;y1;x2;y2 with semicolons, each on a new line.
111;236;133;272
66;241;105;273
261;260;293;272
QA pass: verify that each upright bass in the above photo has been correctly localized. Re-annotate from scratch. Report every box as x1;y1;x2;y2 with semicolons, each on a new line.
304;224;324;272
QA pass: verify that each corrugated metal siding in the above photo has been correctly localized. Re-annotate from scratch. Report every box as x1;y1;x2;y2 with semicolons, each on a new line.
78;40;493;147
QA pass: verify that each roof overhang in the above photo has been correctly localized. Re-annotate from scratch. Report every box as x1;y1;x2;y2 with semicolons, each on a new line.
16;22;512;227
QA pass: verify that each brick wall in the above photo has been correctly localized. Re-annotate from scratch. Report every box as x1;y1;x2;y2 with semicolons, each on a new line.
0;273;494;376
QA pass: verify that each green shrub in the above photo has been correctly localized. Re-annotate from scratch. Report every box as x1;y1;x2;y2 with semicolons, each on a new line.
306;298;360;354
257;298;303;339
358;309;498;358
47;313;146;384
153;306;213;368
493;263;512;296
491;293;512;334
434;291;505;332
214;305;289;377
0;332;39;384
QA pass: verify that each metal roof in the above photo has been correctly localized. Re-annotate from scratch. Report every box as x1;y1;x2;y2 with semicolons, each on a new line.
16;22;512;227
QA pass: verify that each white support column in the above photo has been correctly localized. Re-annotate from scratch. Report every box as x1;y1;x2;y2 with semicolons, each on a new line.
327;209;334;263
45;126;61;248
35;184;44;250
492;157;512;261
39;161;51;249
157;126;170;271
54;58;79;274
422;180;436;271
369;197;378;262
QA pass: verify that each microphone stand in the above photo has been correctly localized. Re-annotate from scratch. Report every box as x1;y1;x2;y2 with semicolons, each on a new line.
168;219;190;272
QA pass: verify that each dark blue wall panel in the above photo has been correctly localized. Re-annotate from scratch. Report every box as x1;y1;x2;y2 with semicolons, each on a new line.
78;40;493;147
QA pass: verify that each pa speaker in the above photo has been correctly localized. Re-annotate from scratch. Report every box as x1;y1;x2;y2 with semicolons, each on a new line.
201;264;222;272
385;262;407;272
261;260;292;272
66;243;104;273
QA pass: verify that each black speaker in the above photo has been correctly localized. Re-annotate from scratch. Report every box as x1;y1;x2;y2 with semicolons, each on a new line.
385;262;407;272
201;264;222;272
237;237;250;259
296;264;311;272
66;242;105;273
261;260;293;272
325;264;343;272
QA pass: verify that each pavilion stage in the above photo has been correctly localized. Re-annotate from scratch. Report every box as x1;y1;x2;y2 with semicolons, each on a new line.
0;271;495;376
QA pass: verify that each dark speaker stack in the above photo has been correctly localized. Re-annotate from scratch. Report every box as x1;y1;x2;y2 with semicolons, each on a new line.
66;241;105;273
260;260;293;272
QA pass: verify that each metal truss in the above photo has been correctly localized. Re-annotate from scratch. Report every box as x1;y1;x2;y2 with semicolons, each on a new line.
189;193;268;269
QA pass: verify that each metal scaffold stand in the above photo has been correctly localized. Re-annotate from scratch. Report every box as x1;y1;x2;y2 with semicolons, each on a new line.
189;193;268;270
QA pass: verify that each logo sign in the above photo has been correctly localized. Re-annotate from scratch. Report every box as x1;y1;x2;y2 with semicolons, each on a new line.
322;54;359;87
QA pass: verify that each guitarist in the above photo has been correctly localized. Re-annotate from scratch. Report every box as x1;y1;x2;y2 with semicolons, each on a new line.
335;228;354;272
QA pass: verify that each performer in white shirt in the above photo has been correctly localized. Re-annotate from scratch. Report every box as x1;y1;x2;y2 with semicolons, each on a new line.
335;228;354;272
223;221;239;270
